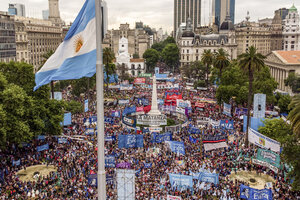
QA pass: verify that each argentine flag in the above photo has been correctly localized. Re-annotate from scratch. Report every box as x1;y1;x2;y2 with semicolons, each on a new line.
34;0;96;90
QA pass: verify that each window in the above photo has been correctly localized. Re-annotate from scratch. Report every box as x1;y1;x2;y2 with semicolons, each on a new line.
196;49;198;53
196;56;198;61
187;50;189;54
187;56;189;61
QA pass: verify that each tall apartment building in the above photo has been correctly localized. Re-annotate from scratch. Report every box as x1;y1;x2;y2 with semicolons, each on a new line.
102;23;150;58
14;16;62;71
0;12;16;62
213;0;235;28
283;5;300;51
8;3;25;17
174;0;201;37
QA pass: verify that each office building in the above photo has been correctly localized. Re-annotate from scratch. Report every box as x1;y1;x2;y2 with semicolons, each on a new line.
283;5;300;51
42;10;49;20
213;0;235;28
276;8;289;21
8;3;25;17
0;12;16;62
174;0;201;37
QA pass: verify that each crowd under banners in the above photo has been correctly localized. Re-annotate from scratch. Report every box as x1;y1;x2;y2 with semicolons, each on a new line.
136;115;167;126
204;142;228;151
122;116;136;127
151;132;172;143
118;135;144;148
12;159;21;166
240;184;272;200
253;93;266;118
120;84;133;91
111;110;121;118
167;141;185;155
63;112;72;126
105;155;116;168
209;118;220;127
117;169;135;200
202;135;227;143
223;103;231;116
220;120;234;130
252;148;281;173
167;195;182;200
37;144;49;152
122;106;136;116
165;124;181;133
248;128;281;153
168;174;193;190
177;99;191;108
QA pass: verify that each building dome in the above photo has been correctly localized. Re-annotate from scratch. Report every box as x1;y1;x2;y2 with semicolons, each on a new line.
220;15;234;31
182;30;195;37
289;4;297;12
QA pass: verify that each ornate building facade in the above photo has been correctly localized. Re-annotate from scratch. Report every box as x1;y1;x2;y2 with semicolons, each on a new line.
283;5;300;51
102;23;150;59
178;17;237;67
0;11;16;62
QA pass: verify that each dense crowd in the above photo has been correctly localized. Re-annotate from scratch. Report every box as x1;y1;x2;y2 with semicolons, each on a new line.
0;75;299;200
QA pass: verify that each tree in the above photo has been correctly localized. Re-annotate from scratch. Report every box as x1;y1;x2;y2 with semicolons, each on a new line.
213;48;230;80
103;48;116;88
71;75;96;97
259;118;293;142
288;94;300;136
277;94;292;114
162;43;180;72
133;53;140;59
238;46;266;146
143;48;160;72
181;61;206;81
201;49;214;86
285;72;300;93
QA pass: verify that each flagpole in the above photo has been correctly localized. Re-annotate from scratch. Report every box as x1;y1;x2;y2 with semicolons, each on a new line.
95;0;106;199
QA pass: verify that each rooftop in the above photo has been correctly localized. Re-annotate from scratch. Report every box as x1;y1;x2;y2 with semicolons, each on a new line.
274;51;300;64
289;4;298;12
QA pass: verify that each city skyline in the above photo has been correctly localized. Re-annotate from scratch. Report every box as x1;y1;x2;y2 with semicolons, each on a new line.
0;0;299;33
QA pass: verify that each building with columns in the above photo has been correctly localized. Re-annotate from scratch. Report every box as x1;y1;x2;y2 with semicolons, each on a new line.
178;17;237;67
283;5;300;51
265;51;300;94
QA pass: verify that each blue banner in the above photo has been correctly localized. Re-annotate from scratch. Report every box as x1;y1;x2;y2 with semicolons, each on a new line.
104;117;114;124
111;110;121;118
188;126;201;134
37;135;45;140
105;136;116;142
151;132;172;143
58;138;68;144
63;112;72;126
158;99;165;105
189;136;198;143
12;159;20;166
37;144;49;152
169;141;185;155
105;155;116;168
84;99;89;112
199;172;219;185
118;135;144;148
223;103;231;116
90;116;97;123
88;174;97;186
144;163;152;168
220;120;234;130
168;174;193;190
122;106;136;116
122;116;136;127
240;184;272;200
243;116;266;132
143;127;150;133
138;98;149;106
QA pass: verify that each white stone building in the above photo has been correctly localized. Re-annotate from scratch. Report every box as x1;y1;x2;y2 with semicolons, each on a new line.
115;37;146;77
283;5;300;51
178;17;237;67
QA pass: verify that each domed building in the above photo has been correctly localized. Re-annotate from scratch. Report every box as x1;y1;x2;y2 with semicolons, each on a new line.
178;17;237;68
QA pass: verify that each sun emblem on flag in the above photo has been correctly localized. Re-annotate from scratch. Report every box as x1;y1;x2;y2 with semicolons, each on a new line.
74;35;84;53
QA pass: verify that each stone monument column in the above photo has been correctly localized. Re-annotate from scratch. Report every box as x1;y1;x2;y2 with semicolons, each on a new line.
148;75;161;115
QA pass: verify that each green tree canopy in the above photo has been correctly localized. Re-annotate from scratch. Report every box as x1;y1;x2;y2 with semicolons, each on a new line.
162;43;180;72
143;48;160;72
285;72;300;93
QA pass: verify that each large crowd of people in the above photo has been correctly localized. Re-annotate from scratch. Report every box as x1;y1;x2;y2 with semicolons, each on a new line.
0;74;299;199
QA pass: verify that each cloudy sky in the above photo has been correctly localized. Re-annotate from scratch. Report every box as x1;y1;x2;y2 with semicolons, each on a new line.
0;0;299;33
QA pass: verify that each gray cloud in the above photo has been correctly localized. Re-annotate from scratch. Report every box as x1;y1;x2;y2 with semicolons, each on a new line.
0;0;299;33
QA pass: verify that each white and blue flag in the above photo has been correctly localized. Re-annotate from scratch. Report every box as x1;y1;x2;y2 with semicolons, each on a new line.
34;0;96;90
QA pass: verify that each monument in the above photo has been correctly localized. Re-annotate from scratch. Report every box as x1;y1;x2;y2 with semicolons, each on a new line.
136;75;167;126
148;75;161;115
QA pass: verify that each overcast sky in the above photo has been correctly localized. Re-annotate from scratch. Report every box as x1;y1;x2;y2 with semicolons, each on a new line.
0;0;299;33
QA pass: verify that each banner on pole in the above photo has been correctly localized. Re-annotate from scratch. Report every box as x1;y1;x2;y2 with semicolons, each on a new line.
63;112;72;126
118;135;144;148
248;128;280;153
240;184;272;200
84;99;89;112
223;103;231;116
37;144;49;152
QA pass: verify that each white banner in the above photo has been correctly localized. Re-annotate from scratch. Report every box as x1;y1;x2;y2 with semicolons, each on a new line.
176;99;191;108
117;169;135;200
118;99;130;105
248;128;280;153
137;115;167;126
176;107;185;114
209;118;220;127
108;84;120;89
120;85;133;90
167;195;182;200
204;142;228;151
149;127;163;132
